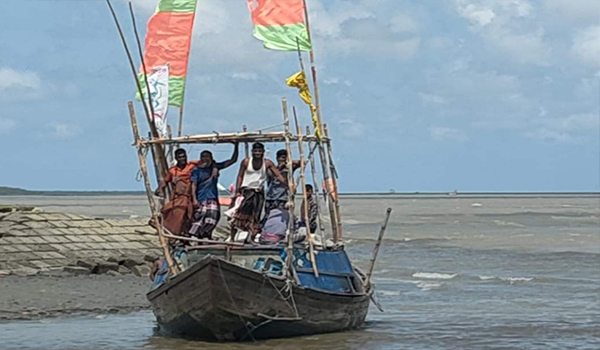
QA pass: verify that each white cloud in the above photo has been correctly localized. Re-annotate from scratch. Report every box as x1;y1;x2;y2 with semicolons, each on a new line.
428;60;521;97
329;35;420;60
0;118;17;134
323;77;351;86
453;0;550;65
390;14;419;33
526;112;599;143
127;0;158;13
229;72;259;81
309;1;421;60
0;67;80;101
309;0;375;38
337;118;365;139
0;68;41;91
456;3;496;26
525;129;572;142
572;26;600;67
542;113;600;132
430;127;468;142
419;93;449;105
45;123;81;140
543;0;600;23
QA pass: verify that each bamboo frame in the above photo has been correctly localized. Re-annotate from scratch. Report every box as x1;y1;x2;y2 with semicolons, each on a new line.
282;99;296;275
306;126;326;242
293;109;318;277
128;102;177;275
243;125;249;159
161;232;244;247
139;131;324;146
323;124;343;240
297;0;343;242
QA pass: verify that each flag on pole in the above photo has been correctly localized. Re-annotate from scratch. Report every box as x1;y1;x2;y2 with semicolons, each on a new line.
138;0;198;107
247;0;312;51
286;71;322;139
145;65;170;138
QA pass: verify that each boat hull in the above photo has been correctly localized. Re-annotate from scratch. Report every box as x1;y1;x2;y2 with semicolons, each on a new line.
147;256;370;341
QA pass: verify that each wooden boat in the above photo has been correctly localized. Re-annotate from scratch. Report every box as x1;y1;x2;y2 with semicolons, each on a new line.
109;0;392;342
147;246;371;341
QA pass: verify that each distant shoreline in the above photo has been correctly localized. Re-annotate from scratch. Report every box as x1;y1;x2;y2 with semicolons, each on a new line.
0;186;598;198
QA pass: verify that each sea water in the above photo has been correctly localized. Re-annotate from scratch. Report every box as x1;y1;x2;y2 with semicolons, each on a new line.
0;194;598;349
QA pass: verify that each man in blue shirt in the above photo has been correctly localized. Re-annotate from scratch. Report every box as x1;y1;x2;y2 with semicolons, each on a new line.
190;143;239;239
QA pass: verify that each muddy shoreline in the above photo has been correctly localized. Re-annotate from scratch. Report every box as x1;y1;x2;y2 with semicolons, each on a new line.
0;274;151;321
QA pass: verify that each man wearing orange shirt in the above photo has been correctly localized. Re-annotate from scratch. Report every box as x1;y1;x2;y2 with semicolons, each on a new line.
155;149;213;236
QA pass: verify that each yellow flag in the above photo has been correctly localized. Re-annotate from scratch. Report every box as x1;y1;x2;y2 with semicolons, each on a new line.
286;71;322;139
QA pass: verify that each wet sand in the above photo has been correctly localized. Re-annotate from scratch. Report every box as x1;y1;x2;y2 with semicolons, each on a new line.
0;274;150;321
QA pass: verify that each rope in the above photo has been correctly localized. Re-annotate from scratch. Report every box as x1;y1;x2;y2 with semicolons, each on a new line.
255;122;284;132
135;146;151;182
263;274;299;318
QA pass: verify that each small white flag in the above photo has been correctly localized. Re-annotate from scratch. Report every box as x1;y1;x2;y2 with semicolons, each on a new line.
145;64;170;138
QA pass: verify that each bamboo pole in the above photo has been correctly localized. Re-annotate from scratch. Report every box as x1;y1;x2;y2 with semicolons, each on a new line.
105;0;152;128
293;108;318;277
141;131;322;145
177;107;184;137
281;98;296;275
297;0;340;241
166;124;174;165
365;208;392;288
161;232;244;247
148;131;161;188
128;102;177;275
243;125;249;159
129;2;155;132
106;0;167;185
323;124;343;239
318;149;338;241
301;0;323;131
306;126;326;242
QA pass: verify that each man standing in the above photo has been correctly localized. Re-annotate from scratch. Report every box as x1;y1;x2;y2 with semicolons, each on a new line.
300;184;318;234
190;143;239;239
155;149;198;236
231;143;287;240
265;149;301;212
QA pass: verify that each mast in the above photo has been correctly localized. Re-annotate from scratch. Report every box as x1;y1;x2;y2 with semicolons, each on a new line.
128;102;177;275
294;109;318;277
300;0;342;241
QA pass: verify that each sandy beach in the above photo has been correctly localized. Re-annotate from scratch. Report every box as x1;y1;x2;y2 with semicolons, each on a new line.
0;274;150;321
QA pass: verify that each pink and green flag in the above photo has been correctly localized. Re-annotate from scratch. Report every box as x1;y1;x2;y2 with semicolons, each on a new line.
138;0;198;107
247;0;312;51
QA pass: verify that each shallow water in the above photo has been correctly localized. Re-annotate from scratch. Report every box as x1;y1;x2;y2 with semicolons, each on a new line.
0;194;599;349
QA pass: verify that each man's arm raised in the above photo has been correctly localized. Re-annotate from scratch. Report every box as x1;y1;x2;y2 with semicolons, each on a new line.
221;142;239;169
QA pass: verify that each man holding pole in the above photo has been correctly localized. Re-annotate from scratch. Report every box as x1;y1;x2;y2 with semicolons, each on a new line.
189;143;239;239
230;143;287;241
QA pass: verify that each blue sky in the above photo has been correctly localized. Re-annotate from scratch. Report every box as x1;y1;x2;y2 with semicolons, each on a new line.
0;0;598;192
